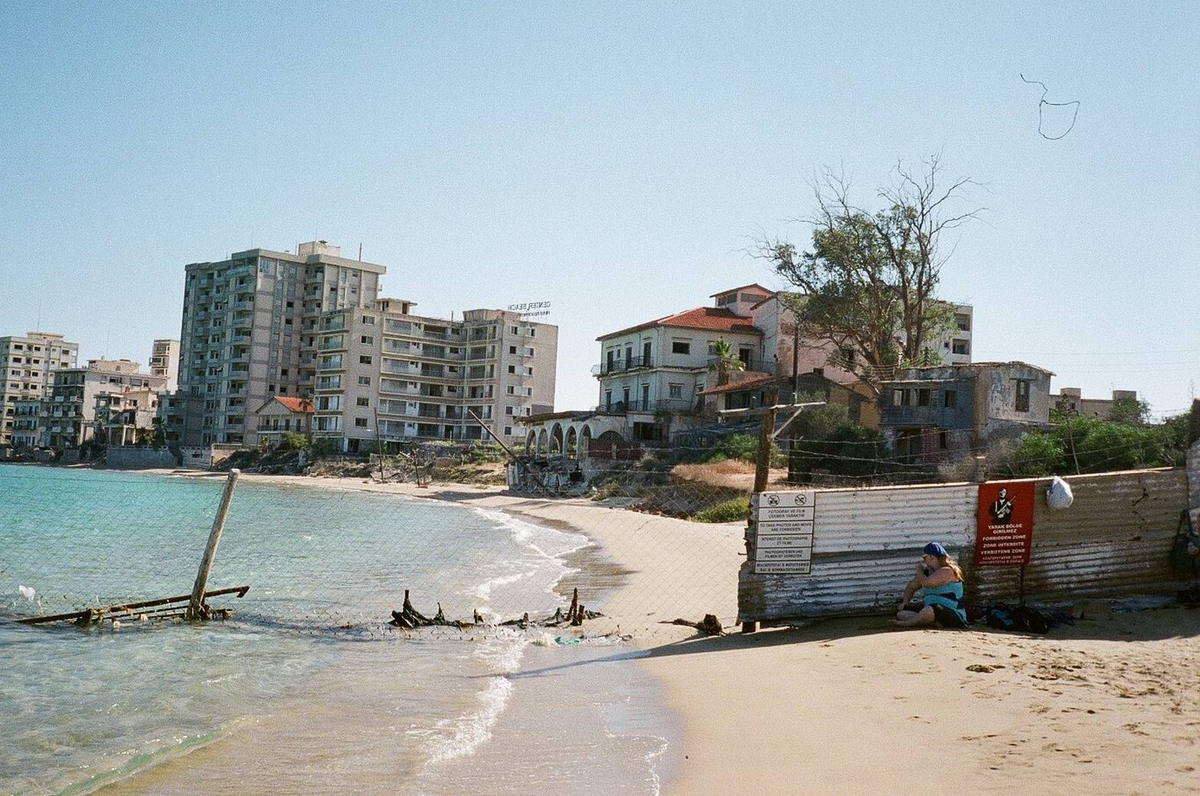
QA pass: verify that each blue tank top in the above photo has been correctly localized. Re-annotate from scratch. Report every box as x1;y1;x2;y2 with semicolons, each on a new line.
922;580;967;623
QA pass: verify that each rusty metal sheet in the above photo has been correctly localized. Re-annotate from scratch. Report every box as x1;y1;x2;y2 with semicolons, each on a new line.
739;469;1190;623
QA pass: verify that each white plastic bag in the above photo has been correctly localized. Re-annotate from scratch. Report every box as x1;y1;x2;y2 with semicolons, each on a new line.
1046;476;1074;510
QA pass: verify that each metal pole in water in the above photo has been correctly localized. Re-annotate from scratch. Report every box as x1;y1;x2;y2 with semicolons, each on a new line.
185;469;240;621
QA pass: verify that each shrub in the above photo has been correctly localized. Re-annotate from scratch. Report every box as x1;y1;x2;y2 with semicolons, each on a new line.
1007;432;1066;476
310;438;339;458
689;497;750;523
277;432;309;452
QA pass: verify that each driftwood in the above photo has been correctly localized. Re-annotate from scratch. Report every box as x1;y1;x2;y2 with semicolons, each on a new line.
16;586;250;626
668;614;725;636
388;589;603;632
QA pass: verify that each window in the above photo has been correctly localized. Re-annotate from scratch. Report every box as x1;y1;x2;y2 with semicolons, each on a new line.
955;314;971;332
525;367;534;376
918;388;931;407
952;339;970;356
900;389;913;407
506;386;515;395
281;369;289;377
672;340;690;355
511;326;519;334
669;383;683;399
504;426;513;436
509;346;517;355
362;316;375;324
944;389;957;408
356;397;370;407
505;406;515;415
357;376;371;386
939;431;948;449
508;365;516;374
361;336;374;345
355;418;368;427
1015;380;1031;412
359;355;372;364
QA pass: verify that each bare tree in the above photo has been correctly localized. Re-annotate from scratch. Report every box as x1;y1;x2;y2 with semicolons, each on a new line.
754;154;981;397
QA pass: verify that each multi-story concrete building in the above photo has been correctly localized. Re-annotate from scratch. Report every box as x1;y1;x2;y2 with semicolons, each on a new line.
310;298;557;452
878;361;1054;464
149;339;180;393
44;359;166;449
170;240;385;447
0;332;79;446
11;399;44;449
93;387;162;446
1051;387;1138;420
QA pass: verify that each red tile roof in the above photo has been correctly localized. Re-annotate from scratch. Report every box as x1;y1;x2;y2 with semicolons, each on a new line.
269;396;313;414
597;307;763;341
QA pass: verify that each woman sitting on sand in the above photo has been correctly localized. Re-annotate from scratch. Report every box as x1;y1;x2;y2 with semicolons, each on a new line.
893;542;968;629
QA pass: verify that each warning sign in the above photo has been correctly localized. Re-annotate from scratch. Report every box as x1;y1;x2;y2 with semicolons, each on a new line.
752;490;816;575
975;481;1035;566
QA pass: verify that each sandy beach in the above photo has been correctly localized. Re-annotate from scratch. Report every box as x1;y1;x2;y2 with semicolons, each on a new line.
99;471;1200;795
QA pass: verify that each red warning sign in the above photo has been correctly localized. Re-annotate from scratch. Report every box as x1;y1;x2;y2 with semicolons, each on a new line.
975;481;1035;566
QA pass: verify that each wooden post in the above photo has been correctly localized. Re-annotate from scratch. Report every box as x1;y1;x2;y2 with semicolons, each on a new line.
744;388;779;634
185;469;240;621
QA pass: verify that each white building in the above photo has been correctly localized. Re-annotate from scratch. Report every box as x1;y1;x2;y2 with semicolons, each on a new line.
310;300;558;452
169;240;385;447
0;332;79;446
149;339;180;393
44;359;166;449
525;283;973;452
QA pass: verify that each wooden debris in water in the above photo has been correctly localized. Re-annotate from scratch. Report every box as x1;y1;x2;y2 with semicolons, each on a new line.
15;586;250;627
388;588;603;632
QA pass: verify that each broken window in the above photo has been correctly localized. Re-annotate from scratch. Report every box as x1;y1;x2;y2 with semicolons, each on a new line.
1015;380;1031;412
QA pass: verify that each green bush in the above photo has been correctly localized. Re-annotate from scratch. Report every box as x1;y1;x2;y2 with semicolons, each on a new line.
277;432;309;452
689;498;750;523
310;438;339;458
786;402;888;479
1005;412;1185;476
704;433;760;462
1008;432;1066;476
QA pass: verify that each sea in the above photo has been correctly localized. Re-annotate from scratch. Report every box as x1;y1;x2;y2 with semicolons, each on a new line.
0;465;678;795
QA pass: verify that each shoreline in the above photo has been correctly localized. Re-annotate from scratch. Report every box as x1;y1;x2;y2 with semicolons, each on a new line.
84;468;703;795
18;464;1200;794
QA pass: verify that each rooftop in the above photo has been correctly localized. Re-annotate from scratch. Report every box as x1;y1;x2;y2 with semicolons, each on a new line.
598;306;762;341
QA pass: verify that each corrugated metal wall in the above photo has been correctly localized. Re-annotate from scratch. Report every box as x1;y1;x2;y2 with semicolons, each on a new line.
739;468;1191;623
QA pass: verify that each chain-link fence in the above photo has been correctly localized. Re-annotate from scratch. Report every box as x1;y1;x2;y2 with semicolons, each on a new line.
5;405;1194;641
0;456;752;639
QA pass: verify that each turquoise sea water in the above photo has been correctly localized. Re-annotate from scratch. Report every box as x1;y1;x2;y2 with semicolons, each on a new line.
0;466;676;795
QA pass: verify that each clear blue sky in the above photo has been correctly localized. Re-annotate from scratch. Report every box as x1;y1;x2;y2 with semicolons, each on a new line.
2;2;1196;417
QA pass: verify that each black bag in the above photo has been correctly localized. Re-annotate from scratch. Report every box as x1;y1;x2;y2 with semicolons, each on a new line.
1170;510;1200;575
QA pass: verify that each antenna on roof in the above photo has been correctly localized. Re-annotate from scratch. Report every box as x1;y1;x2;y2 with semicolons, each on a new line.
358;243;362;261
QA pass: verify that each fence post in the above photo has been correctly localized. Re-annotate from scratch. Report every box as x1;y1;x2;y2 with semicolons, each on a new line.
185;469;240;621
744;388;779;634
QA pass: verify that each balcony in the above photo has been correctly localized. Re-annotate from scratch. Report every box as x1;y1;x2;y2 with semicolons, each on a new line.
594;355;653;377
599;398;698;414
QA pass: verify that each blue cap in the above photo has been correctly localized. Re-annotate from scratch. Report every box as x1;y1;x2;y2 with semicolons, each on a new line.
923;542;948;558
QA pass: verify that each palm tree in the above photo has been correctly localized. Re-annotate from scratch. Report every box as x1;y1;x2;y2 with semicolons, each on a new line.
708;337;746;387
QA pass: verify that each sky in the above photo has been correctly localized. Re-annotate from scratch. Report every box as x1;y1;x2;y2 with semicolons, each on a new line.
2;2;1197;418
